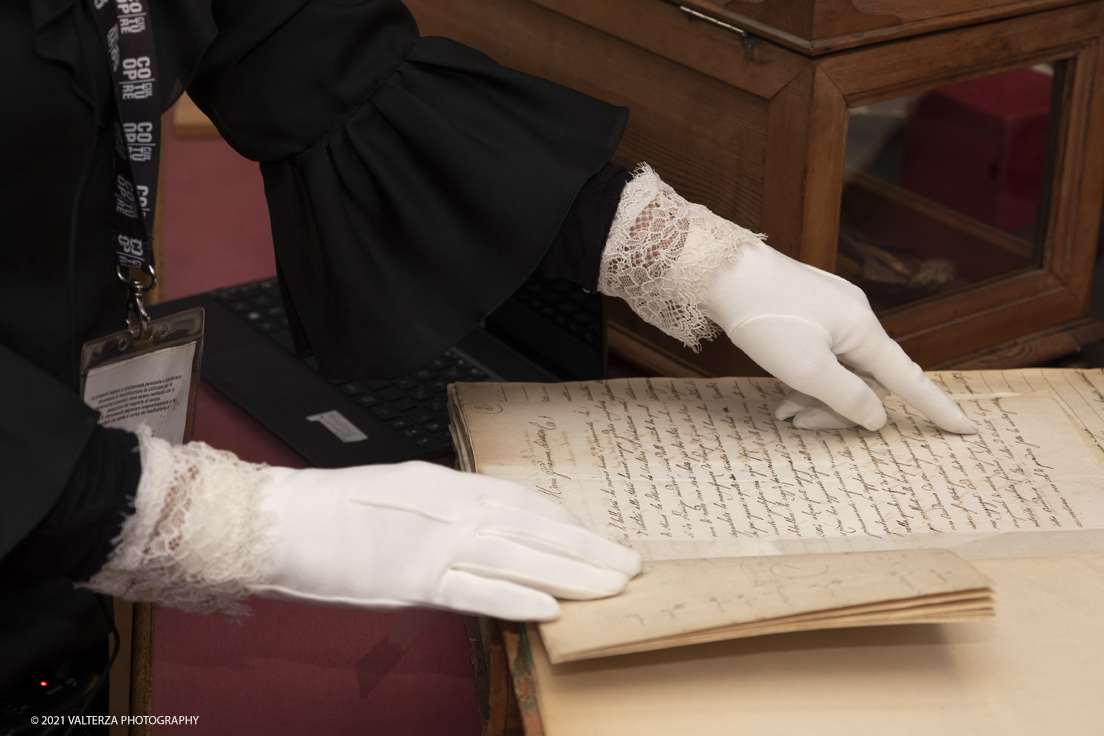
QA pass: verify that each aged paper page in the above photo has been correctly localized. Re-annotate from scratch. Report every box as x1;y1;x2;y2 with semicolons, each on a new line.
453;370;1104;560
525;555;1104;736
540;549;992;664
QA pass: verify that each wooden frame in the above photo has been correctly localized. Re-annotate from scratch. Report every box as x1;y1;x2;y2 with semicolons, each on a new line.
674;0;1085;55
407;0;1104;374
128;603;154;736
105;601;153;736
804;4;1104;364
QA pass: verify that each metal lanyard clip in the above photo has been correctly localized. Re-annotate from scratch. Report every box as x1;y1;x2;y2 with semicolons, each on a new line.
117;265;157;340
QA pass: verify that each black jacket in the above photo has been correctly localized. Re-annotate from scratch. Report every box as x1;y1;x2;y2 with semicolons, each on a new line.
0;0;627;691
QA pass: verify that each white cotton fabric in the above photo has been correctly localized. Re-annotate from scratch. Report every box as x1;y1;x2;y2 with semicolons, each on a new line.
774;373;889;430
80;427;274;616
597;164;763;350
249;461;640;621
80;436;641;622
599;165;976;436
697;238;976;434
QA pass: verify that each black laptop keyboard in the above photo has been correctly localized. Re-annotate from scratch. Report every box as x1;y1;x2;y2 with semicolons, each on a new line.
212;278;500;455
511;277;603;349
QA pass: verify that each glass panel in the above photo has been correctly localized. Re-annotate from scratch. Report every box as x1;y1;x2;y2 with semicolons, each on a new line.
837;62;1062;312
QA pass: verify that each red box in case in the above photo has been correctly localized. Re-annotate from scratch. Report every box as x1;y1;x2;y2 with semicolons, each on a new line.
903;68;1052;233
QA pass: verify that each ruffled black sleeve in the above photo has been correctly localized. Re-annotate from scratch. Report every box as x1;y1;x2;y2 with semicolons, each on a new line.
0;427;139;587
543;163;634;291
0;344;100;561
188;0;627;379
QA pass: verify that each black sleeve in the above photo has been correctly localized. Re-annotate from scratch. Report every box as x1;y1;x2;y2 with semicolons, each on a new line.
542;163;634;291
0;427;139;587
187;0;627;381
0;343;100;562
0;151;627;582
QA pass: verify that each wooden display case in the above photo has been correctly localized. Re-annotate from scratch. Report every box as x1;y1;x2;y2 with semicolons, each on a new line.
407;0;1104;375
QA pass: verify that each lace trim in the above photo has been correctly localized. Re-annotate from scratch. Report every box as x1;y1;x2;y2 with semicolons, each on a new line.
597;164;764;350
79;427;275;616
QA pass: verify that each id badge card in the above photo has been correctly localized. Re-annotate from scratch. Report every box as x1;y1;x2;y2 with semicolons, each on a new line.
80;308;204;445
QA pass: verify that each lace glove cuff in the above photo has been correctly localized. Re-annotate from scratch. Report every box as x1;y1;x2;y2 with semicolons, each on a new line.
596;164;763;350
78;427;275;616
76;433;642;622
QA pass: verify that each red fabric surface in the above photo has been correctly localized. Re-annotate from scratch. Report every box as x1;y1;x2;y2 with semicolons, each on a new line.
150;112;481;735
158;124;277;302
902;68;1052;232
151;603;480;735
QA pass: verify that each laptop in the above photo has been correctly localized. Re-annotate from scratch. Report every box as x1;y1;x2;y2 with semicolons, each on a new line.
150;272;605;468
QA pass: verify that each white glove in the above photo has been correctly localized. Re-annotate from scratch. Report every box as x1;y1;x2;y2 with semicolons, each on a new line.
773;371;889;431
598;165;976;435
252;461;641;620
82;429;641;621
699;240;976;433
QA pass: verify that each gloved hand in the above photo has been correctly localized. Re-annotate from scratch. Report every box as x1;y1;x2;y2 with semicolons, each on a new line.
252;461;641;620
699;239;976;434
598;165;976;435
772;372;889;430
82;430;641;621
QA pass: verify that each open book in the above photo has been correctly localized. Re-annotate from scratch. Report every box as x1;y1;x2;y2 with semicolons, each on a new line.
537;549;991;663
449;370;1104;663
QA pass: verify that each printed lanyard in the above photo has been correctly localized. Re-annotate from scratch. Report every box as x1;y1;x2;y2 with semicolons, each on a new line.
79;0;205;445
86;0;161;338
